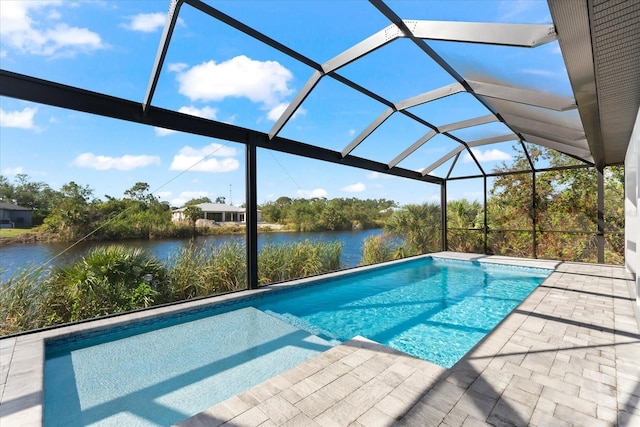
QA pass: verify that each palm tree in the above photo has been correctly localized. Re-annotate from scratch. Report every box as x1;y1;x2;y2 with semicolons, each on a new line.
385;203;442;254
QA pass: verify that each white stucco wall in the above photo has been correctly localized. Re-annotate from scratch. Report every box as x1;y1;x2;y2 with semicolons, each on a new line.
625;107;639;306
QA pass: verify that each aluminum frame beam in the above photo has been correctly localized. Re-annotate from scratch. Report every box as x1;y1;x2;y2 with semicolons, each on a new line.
502;113;585;141
410;20;557;48
421;146;465;176
520;133;594;163
421;133;518;176
322;24;404;73
468;80;577;111
0;70;443;186
394;83;464;111
143;0;184;112
341;107;395;158
388;130;437;169
466;134;519;147
437;114;497;133
268;70;323;139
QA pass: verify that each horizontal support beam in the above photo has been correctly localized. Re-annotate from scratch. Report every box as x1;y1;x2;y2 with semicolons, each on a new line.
445;162;594;180
0;69;442;185
409;20;556;47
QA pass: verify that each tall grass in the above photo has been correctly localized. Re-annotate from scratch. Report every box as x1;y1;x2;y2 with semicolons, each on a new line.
361;234;407;265
0;240;343;335
0;267;48;335
258;240;341;284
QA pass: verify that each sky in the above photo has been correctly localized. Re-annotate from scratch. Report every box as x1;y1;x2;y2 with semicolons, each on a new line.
0;0;576;207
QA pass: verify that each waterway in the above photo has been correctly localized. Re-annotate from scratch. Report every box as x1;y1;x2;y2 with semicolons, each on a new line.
0;229;384;279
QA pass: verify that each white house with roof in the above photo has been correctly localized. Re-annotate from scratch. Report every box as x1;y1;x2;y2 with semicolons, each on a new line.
171;203;261;223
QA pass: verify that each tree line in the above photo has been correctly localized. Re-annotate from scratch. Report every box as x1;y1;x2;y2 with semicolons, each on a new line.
0;144;625;264
0;176;398;241
361;146;625;265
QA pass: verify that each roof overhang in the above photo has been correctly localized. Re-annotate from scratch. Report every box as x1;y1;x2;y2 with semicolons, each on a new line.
548;0;640;169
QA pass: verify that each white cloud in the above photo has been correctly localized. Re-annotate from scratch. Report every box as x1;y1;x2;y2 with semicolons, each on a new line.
176;55;293;107
463;148;512;163
367;171;380;180
0;1;104;56
297;188;328;198
341;182;366;193
122;12;165;33
179;191;210;200
72;153;161;170
155;127;175;137
497;0;537;22
2;166;24;175
0;107;37;129
156;191;172;199
170;143;239;172
179;105;218;120
47;10;61;20
266;102;306;121
155;105;218;136
366;171;392;180
168;62;188;73
170;191;213;207
520;68;559;78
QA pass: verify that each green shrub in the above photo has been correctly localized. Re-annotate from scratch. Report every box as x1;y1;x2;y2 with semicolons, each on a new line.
41;246;167;324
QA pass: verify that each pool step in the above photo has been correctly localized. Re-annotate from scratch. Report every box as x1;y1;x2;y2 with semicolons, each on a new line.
262;310;341;346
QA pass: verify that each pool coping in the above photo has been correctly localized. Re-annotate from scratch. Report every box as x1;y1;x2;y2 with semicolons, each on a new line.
0;252;611;426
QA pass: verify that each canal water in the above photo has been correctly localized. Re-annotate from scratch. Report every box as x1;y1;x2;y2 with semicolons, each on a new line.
0;229;384;279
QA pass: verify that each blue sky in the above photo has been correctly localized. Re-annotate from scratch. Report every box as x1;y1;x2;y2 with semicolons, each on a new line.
0;0;573;207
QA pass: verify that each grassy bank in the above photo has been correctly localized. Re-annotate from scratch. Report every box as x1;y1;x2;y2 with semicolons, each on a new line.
0;240;342;335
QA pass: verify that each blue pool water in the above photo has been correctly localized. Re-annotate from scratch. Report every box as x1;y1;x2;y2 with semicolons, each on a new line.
44;257;551;427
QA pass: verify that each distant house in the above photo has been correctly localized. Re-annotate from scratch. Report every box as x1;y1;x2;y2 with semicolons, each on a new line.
0;202;32;228
171;203;262;223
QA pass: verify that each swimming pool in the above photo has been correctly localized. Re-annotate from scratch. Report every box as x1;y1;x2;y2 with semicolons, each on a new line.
44;256;551;426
